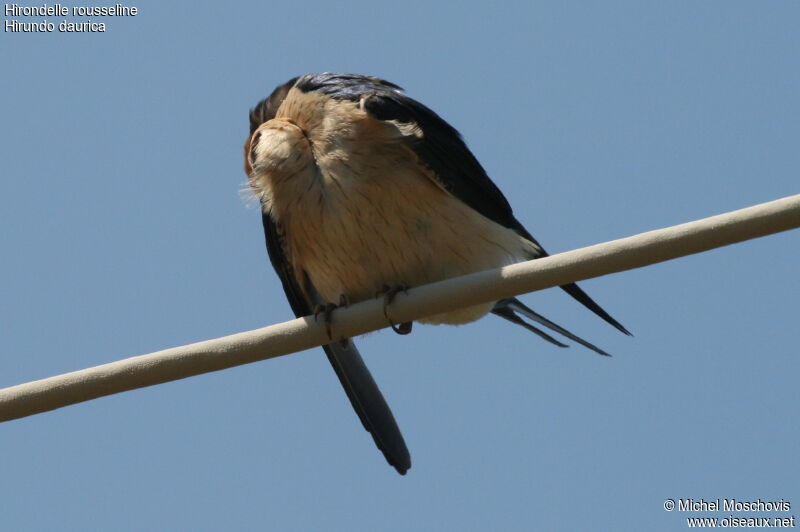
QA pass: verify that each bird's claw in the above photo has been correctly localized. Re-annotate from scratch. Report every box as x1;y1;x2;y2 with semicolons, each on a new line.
313;302;338;340
313;294;350;341
391;321;413;335
377;284;412;335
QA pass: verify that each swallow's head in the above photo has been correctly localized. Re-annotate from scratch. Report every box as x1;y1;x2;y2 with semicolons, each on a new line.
244;73;411;208
244;73;408;170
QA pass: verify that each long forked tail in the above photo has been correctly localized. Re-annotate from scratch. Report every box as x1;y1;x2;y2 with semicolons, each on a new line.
323;341;411;475
492;298;614;356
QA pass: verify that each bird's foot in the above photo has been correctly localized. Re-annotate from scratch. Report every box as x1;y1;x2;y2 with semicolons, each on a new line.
313;294;349;340
313;302;336;340
376;284;412;335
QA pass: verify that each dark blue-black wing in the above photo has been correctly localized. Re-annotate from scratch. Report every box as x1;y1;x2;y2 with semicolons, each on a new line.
354;77;630;336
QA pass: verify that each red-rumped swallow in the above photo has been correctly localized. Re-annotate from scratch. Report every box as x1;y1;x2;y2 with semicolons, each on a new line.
244;73;630;475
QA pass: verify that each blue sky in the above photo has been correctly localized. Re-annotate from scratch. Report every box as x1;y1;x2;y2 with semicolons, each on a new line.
1;2;798;531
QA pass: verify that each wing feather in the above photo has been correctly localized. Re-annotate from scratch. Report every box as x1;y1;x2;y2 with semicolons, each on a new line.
357;83;630;335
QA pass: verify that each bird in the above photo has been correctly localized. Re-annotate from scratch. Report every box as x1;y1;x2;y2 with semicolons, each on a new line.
243;73;630;475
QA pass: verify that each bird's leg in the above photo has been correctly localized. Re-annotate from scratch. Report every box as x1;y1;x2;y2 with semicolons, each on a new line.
376;284;412;335
313;302;338;340
313;294;351;342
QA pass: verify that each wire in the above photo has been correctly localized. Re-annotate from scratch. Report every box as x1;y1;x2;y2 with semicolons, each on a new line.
1;194;798;422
